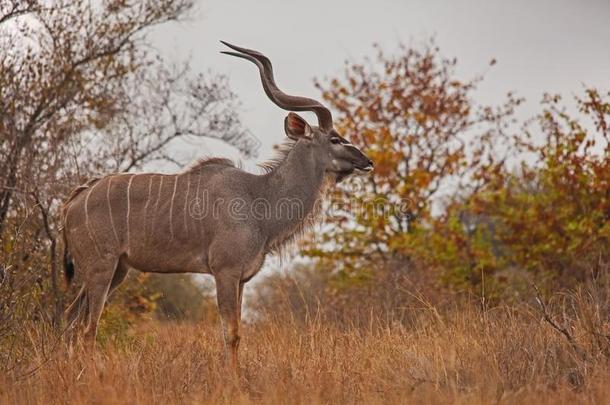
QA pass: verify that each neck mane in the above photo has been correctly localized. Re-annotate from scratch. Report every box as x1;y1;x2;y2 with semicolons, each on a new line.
258;140;333;253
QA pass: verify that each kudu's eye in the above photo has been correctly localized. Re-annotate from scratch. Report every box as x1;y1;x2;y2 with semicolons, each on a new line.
330;137;341;144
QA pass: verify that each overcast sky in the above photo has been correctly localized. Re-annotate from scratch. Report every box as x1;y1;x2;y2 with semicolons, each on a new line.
151;0;610;169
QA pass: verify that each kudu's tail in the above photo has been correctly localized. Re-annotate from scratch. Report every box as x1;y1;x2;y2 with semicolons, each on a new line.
63;231;75;286
61;194;78;287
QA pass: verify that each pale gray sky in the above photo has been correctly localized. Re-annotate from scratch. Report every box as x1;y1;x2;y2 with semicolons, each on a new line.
151;0;610;169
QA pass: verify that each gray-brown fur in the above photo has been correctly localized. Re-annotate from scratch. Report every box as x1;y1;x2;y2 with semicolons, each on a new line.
62;42;373;370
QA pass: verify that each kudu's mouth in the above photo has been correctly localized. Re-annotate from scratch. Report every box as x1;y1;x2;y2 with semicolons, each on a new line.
357;164;374;173
356;158;374;173
341;164;372;180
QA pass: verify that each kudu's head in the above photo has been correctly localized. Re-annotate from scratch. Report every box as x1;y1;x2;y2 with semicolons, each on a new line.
221;41;373;181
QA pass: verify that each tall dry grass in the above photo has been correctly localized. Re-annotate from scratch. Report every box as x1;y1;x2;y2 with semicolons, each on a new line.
2;282;610;405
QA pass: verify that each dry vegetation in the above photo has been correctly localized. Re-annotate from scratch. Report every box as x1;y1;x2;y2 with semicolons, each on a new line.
3;274;610;404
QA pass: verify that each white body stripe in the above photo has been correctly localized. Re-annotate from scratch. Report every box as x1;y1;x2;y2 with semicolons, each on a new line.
144;176;153;214
107;177;120;245
152;176;164;238
169;176;178;239
195;174;202;236
84;181;102;257
183;173;190;235
143;176;154;242
154;176;163;212
126;175;135;249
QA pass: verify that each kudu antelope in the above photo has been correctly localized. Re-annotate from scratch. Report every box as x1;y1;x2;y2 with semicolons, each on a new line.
62;41;373;369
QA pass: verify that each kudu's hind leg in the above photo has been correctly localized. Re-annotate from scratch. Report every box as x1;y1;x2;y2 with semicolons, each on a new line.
214;273;243;371
83;258;118;349
65;285;88;328
107;259;130;297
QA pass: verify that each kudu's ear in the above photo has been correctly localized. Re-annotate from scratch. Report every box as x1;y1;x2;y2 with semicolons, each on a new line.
284;112;313;140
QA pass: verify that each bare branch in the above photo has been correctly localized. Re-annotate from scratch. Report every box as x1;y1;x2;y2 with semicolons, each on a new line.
533;284;588;362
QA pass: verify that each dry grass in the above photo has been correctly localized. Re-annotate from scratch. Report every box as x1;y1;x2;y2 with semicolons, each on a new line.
2;289;610;405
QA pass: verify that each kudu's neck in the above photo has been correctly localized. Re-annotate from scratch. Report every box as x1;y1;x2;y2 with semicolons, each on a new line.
259;140;331;250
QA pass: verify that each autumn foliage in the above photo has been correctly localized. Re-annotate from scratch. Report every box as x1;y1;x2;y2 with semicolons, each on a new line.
308;42;609;299
430;91;610;295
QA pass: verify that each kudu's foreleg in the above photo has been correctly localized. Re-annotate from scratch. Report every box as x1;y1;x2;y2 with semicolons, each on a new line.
214;273;244;371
